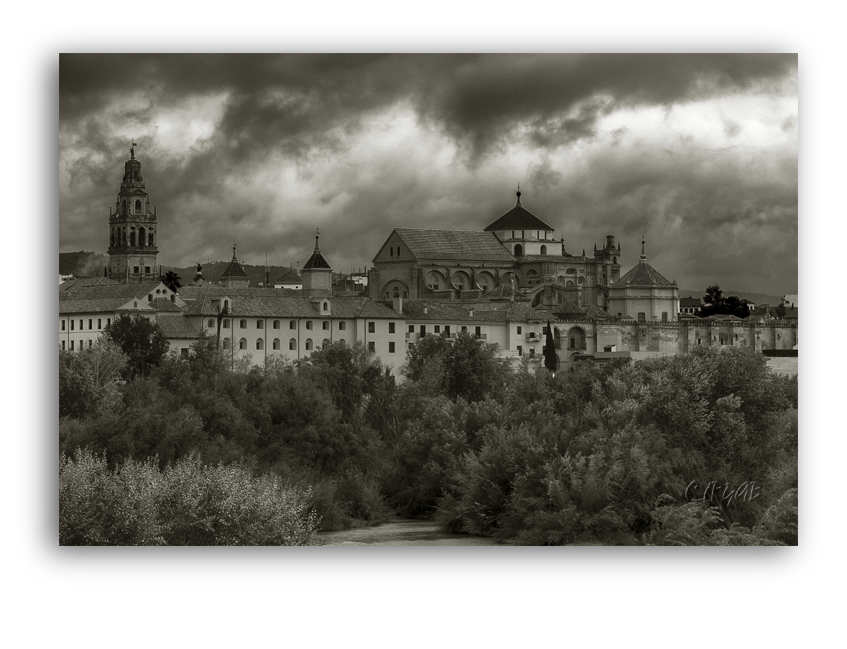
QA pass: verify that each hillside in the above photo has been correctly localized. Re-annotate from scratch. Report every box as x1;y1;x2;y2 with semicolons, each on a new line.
678;288;784;307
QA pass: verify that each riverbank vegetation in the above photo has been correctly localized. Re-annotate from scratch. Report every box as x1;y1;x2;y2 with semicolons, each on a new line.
59;333;797;545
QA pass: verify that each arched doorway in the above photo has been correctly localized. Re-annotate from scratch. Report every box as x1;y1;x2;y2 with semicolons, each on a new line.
567;326;586;351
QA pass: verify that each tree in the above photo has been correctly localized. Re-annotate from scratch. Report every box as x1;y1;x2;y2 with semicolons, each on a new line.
544;320;557;373
699;284;750;319
162;270;182;293
104;314;169;379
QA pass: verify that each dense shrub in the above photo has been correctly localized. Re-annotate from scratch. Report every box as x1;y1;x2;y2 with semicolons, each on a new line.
60;449;320;545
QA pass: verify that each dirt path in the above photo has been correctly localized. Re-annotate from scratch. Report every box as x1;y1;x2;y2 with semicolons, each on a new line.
318;518;499;546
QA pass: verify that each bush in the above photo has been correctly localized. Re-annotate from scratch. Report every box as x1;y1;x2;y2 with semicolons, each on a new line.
60;449;320;545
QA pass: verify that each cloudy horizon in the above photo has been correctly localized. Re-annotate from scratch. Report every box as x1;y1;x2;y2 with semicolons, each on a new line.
59;53;798;295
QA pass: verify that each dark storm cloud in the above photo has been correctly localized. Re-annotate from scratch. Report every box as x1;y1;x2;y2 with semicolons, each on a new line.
59;54;797;294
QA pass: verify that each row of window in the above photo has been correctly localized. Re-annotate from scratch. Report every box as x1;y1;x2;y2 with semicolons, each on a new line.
61;318;111;331
220;337;394;353
409;324;478;336
387;245;403;257
206;319;395;334
61;339;95;350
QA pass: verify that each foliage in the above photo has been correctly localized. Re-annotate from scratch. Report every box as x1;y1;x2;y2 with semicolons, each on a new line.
104;314;169;379
162;270;182;293
59;339;127;419
544;320;557;373
699;284;751;319
60;448;320;545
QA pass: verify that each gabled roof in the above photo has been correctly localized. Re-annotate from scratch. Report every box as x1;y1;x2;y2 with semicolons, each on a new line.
484;191;553;232
481;283;531;302
275;268;303;284
58;277;119;292
59;297;155;314
612;259;675;287
389;228;515;262
679;296;702;307
152;297;183;313
184;294;400;319
59;279;162;300
157;317;202;339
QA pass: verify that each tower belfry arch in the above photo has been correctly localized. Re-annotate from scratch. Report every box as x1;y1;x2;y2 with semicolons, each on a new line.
107;141;159;282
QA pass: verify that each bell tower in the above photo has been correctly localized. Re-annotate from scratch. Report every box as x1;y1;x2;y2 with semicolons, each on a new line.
107;141;159;282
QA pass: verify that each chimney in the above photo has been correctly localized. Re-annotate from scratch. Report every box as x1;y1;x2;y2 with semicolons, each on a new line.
392;296;403;315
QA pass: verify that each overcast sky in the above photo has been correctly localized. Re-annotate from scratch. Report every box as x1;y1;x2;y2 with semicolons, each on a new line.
59;53;797;294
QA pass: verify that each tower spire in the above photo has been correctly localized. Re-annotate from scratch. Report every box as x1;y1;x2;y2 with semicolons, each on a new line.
515;184;521;207
640;235;647;261
314;227;321;251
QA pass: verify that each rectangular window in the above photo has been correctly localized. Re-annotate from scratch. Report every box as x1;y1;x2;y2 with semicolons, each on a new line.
390;248;393;257
134;266;139;274
70;341;74;350
475;326;481;337
517;326;522;334
529;347;535;356
444;326;450;335
181;348;189;359
461;326;467;332
389;322;395;334
89;340;93;349
638;312;646;323
61;320;65;331
323;321;330;330
145;266;150;274
107;318;111;327
409;325;414;333
88;319;92;330
61;341;65;350
368;341;375;354
434;325;440;333
368;322;375;333
517;345;522;356
97;319;101;329
290;321;296;329
257;320;264;329
420;325;426;335
389;341;395;353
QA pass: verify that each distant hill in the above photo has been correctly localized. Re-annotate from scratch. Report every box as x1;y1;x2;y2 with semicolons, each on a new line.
59;251;110;277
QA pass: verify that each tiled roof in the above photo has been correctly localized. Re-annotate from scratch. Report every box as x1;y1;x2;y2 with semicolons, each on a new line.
481;283;531;301
679;296;702;307
59;280;162;300
520;253;574;262
484;193;554;232
275;268;303;284
551;300;583;316
152;298;183;312
185;295;400;319
219;252;249;280
303;238;332;270
612;259;675;287
59;297;154;314
59;277;119;292
402;300;547;323
178;286;296;301
391;228;515;262
157;316;202;339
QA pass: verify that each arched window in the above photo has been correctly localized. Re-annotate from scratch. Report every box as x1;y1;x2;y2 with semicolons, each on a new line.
129;230;136;246
566;280;575;287
557;275;565;284
256;338;264;350
139;227;146;246
540;245;547;255
305;338;313;351
273;320;280;329
257;320;264;329
135;199;142;212
224;300;229;310
222;338;230;349
239;338;247;350
289;338;296;350
323;302;328;310
322;338;330;349
339;321;346;330
514;244;523;256
273;338;280;350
